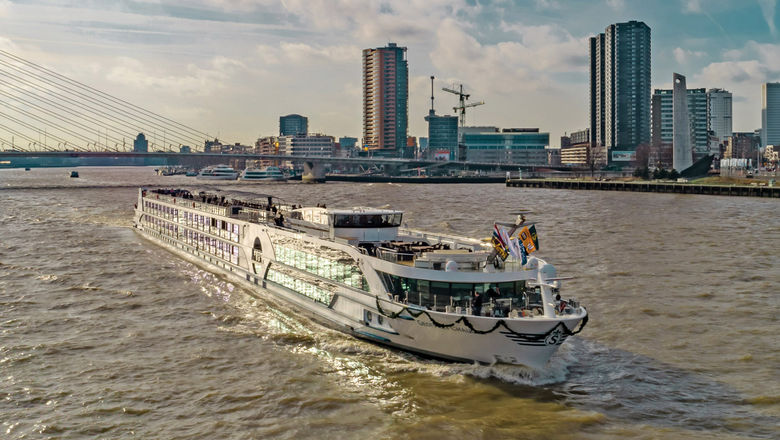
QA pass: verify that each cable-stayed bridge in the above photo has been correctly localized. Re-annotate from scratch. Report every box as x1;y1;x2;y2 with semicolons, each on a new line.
0;50;211;153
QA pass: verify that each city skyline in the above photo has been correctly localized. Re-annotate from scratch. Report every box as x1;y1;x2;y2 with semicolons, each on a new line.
1;0;779;147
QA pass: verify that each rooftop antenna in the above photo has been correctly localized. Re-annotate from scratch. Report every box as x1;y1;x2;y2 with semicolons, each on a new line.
430;76;435;112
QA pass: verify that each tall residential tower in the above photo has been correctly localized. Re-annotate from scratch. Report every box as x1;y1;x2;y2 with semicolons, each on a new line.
362;43;409;157
762;82;780;148
590;21;651;163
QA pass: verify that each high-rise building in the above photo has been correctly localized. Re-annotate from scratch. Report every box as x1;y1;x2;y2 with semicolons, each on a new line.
279;114;308;136
590;21;651;163
762;82;780;147
708;88;732;141
133;133;148;153
362;43;408;157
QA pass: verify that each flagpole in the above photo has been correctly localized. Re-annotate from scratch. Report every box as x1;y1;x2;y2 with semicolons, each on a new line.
487;214;526;266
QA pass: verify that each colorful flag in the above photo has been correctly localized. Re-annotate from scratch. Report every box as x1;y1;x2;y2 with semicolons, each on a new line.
491;225;509;261
519;225;538;254
528;224;540;251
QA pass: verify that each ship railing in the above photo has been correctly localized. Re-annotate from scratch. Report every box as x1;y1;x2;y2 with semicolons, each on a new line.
147;192;229;216
375;247;416;265
400;227;486;250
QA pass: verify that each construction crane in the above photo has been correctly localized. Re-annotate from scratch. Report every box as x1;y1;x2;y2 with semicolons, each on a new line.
442;83;485;127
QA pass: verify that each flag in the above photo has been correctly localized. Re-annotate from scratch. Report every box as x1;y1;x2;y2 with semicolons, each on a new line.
507;235;523;260
520;242;528;265
519;226;538;254
528;224;540;251
491;225;509;261
496;224;520;258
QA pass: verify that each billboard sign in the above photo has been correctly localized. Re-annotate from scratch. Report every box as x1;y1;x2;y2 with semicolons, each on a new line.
433;149;450;160
611;150;636;162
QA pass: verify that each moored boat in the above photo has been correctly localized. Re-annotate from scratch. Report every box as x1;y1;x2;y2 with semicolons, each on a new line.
239;166;286;182
133;188;587;369
69;170;79;178
196;165;238;180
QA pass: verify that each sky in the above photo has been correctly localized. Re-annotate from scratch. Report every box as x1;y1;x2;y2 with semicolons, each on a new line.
0;0;779;147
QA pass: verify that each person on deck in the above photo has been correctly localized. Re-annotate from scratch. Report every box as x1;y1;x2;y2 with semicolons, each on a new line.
486;285;500;301
471;291;483;316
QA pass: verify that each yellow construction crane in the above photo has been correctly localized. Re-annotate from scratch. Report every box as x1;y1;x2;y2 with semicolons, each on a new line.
442;84;485;127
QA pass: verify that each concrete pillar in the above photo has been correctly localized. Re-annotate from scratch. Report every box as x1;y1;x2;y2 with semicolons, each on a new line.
301;161;326;183
673;73;693;172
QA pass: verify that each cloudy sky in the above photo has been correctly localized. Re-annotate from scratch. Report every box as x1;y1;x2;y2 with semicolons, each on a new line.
1;0;778;147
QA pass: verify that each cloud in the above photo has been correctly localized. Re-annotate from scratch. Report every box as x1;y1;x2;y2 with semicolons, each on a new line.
697;40;780;84
683;0;702;13
0;0;11;17
429;19;588;97
534;0;561;9
673;47;707;64
757;0;777;36
105;56;244;96
606;0;625;10
256;42;360;65
280;0;471;43
693;40;780;130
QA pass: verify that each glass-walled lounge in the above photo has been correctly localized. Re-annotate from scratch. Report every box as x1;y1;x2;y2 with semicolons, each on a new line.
266;264;334;305
269;232;368;291
378;271;540;312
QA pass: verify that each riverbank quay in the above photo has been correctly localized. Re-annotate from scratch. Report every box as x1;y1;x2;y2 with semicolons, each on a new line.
506;178;780;198
326;174;506;183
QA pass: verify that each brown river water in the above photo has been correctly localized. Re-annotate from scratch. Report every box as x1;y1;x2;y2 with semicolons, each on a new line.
1;167;778;439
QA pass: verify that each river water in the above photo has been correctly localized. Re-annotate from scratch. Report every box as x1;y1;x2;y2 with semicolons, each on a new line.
1;167;778;439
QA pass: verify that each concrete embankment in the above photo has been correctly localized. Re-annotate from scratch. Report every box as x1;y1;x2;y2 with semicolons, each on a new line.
506;179;780;198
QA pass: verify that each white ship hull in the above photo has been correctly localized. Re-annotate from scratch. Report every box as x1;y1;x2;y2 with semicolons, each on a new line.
133;189;587;369
196;174;238;180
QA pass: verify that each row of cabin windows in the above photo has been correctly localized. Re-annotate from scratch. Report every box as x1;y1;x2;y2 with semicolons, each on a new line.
273;244;368;291
142;215;239;265
144;201;240;242
378;271;535;310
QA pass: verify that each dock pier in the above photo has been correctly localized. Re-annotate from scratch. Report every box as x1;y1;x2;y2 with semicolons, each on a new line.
505;179;780;198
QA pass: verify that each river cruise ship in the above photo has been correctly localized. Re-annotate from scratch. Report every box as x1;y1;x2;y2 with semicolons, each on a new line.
196;165;238;180
133;188;587;369
239;166;286;182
